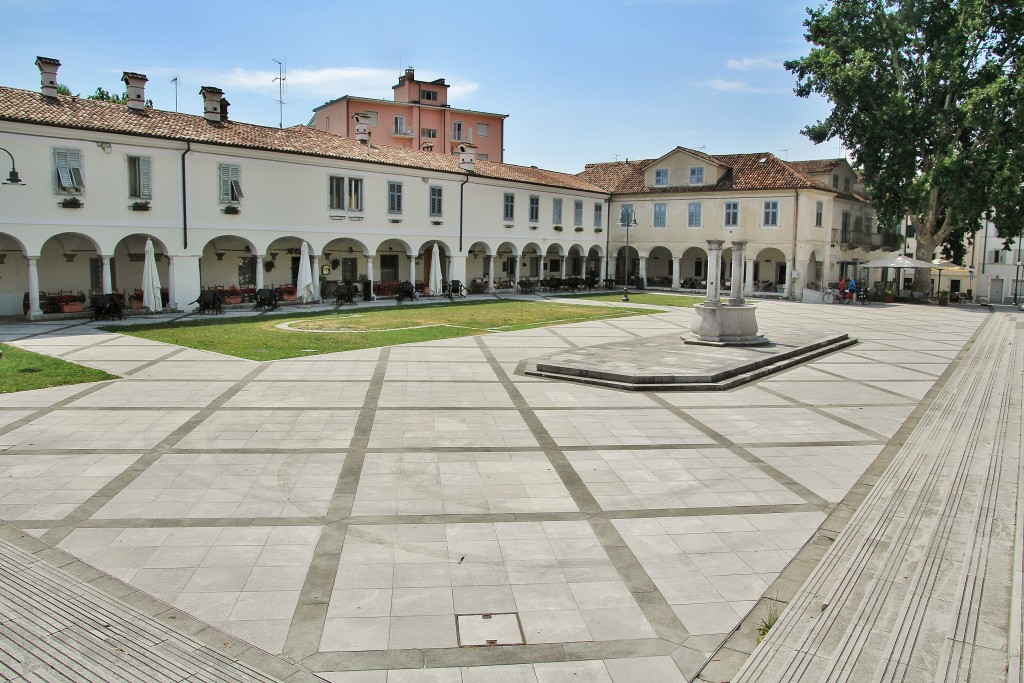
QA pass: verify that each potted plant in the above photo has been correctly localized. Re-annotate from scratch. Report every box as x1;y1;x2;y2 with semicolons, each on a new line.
223;285;242;305
937;290;949;306
594;227;603;233
131;200;151;211
553;225;564;232
884;288;895;303
574;226;584;232
223;204;240;215
60;196;82;209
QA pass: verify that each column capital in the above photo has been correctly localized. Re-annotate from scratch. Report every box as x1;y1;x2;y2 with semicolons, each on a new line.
730;240;748;250
706;239;725;251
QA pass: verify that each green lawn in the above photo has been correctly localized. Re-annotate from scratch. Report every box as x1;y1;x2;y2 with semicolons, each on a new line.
107;299;656;361
572;292;702;307
0;343;116;394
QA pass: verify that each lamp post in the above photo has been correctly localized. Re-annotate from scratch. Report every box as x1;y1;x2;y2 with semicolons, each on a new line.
0;147;25;185
619;205;637;302
1015;260;1023;306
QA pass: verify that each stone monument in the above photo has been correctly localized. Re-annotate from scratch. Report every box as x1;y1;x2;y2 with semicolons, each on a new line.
686;239;768;346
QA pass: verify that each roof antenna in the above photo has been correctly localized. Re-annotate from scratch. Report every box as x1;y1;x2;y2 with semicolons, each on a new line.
613;154;620;162
777;148;789;160
272;58;287;128
171;76;178;112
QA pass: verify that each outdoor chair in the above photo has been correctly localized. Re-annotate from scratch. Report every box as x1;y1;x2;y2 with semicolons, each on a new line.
335;282;356;306
192;290;224;314
446;280;466;300
92;293;124;321
254;288;279;310
396;281;418;304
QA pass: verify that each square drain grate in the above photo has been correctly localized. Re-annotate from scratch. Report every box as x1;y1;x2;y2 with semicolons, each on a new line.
456;612;525;647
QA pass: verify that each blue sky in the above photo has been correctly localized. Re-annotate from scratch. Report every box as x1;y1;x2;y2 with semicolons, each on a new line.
1;0;843;173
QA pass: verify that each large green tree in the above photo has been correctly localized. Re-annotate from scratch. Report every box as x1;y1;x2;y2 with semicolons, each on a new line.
786;0;1023;291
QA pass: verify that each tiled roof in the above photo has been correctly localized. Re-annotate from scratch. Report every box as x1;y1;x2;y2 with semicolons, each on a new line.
0;86;601;194
579;152;839;195
788;158;845;175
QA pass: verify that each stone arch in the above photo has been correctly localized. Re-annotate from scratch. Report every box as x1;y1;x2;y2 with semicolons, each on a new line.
806;249;825;291
0;232;30;316
681;246;708;290
647;246;675;287
753;247;788;292
38;232;102;296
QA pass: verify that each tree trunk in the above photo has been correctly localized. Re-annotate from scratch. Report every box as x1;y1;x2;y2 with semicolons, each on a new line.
914;235;936;294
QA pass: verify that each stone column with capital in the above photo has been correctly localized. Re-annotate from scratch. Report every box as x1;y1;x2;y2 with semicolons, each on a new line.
744;259;756;295
365;255;375;300
256;256;265;290
670;256;679;291
101;255;113;294
485;256;495;293
312;255;321;302
26;257;43;319
704;240;725;305
638;256;648;289
729;240;747;305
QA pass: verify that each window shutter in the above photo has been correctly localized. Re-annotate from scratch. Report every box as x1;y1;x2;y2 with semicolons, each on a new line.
139;156;152;199
219;165;231;201
54;149;73;189
67;149;84;189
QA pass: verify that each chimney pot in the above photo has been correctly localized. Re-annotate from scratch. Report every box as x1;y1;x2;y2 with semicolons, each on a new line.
35;56;61;98
122;72;148;111
458;143;476;172
200;86;225;122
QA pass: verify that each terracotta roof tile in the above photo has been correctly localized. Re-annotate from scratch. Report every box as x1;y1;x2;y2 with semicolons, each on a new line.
0;86;604;194
787;158;845;175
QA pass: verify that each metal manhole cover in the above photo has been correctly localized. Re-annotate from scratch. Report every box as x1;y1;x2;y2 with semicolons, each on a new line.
456;612;525;647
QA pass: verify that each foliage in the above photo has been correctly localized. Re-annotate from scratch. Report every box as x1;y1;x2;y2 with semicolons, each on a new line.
105;300;653;361
0;343;115;394
786;0;1024;290
86;86;154;108
757;597;782;643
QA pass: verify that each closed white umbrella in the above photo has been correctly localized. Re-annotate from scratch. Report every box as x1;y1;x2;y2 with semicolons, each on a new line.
429;244;443;296
141;239;162;312
296;241;315;303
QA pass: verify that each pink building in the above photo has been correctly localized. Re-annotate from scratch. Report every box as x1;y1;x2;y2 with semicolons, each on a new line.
312;67;506;163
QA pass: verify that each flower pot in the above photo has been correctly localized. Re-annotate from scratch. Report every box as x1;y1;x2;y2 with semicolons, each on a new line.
60;301;83;313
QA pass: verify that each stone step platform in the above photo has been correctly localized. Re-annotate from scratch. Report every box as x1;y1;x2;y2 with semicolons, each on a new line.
731;313;1023;682
0;525;322;683
523;330;854;391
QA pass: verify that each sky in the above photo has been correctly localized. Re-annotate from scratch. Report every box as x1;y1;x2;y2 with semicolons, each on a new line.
0;0;845;174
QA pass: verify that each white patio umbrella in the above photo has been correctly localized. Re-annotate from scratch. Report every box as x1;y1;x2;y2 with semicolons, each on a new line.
858;252;936;270
141;238;162;312
296;241;315;303
429;244;443;295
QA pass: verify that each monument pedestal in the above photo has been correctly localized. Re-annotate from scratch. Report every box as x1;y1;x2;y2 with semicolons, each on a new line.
686;303;768;346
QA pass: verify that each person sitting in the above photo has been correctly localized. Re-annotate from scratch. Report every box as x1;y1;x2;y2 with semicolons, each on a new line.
846;276;857;300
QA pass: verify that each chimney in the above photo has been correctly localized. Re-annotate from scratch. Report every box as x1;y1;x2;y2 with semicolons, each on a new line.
353;113;370;145
121;72;148;111
35;56;61;98
458;143;475;172
403;66;415;82
200;86;225;122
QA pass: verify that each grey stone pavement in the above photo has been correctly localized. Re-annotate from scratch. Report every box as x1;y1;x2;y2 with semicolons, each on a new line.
0;294;1018;682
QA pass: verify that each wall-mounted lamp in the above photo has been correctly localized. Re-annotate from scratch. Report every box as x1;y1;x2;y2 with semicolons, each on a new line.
63;253;76;263
269;252;278;261
0;147;24;185
215;252;225;261
96;142;112;154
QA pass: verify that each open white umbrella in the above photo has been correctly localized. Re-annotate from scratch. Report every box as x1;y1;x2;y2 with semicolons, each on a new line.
429;244;443;296
141;238;162;312
859;252;936;270
296;241;315;303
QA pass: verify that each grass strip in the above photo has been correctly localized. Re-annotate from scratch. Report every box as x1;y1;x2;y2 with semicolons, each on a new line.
0;343;116;394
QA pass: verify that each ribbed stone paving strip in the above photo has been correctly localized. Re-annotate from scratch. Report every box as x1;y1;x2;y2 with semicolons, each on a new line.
733;312;1023;682
0;526;323;682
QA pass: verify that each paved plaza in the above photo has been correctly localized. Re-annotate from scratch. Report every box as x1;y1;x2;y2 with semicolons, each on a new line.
0;296;1019;682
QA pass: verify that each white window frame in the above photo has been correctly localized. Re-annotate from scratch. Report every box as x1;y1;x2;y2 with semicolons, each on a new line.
573;200;583;226
552;197;563;224
619;203;634;227
763;200;780;227
653;203;667;228
814;201;824;227
329;175;345;211
420;89;438;101
687;201;702;228
503;193;515;221
689;167;704;185
654;168;668;186
453;120;464;141
218;163;242;203
429;185;443;217
421;128;438;138
393;115;405;135
128;155;151;200
387;181;403;214
53;147;84;194
594;202;603;228
347;177;364;212
724;201;739;227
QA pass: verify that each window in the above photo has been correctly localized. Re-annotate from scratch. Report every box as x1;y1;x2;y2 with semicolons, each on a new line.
763;200;779;226
359;111;379;126
393;115;407;135
574;200;583;226
814;201;824;227
218;163;242;202
429;186;443;217
529;195;540;222
329;176;345;210
594;203;603;227
477;153;489;161
420;89;438;101
421;128;438;138
906;223;916;238
127;155;151;199
503;193;515;221
453;121;463;140
477;123;489;137
991;249;1010;264
688;201;702;227
388;181;403;214
620;203;634;226
866;216;875;233
653;203;667;228
53;148;84;193
841;211;851;241
654;168;668;186
724;201;739;227
553;198;563;224
844;177;851;193
832;173;840;189
347;178;363;211
690;167;704;185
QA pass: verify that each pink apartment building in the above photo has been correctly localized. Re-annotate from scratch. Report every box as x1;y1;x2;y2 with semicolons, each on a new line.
311;67;506;162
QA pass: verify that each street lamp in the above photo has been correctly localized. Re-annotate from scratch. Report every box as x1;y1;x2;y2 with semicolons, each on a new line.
619;205;637;302
0;148;24;185
1015;260;1023;306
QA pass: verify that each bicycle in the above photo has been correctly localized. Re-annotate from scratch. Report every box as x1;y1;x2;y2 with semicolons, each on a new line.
822;287;853;304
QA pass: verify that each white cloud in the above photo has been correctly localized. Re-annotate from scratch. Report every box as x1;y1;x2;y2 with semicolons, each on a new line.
727;57;779;70
698;79;777;94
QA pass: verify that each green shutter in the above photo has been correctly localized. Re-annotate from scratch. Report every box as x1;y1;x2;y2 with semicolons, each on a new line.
139;156;152;199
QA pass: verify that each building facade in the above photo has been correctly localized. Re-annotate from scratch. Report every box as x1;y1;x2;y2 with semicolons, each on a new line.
311;68;506;163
